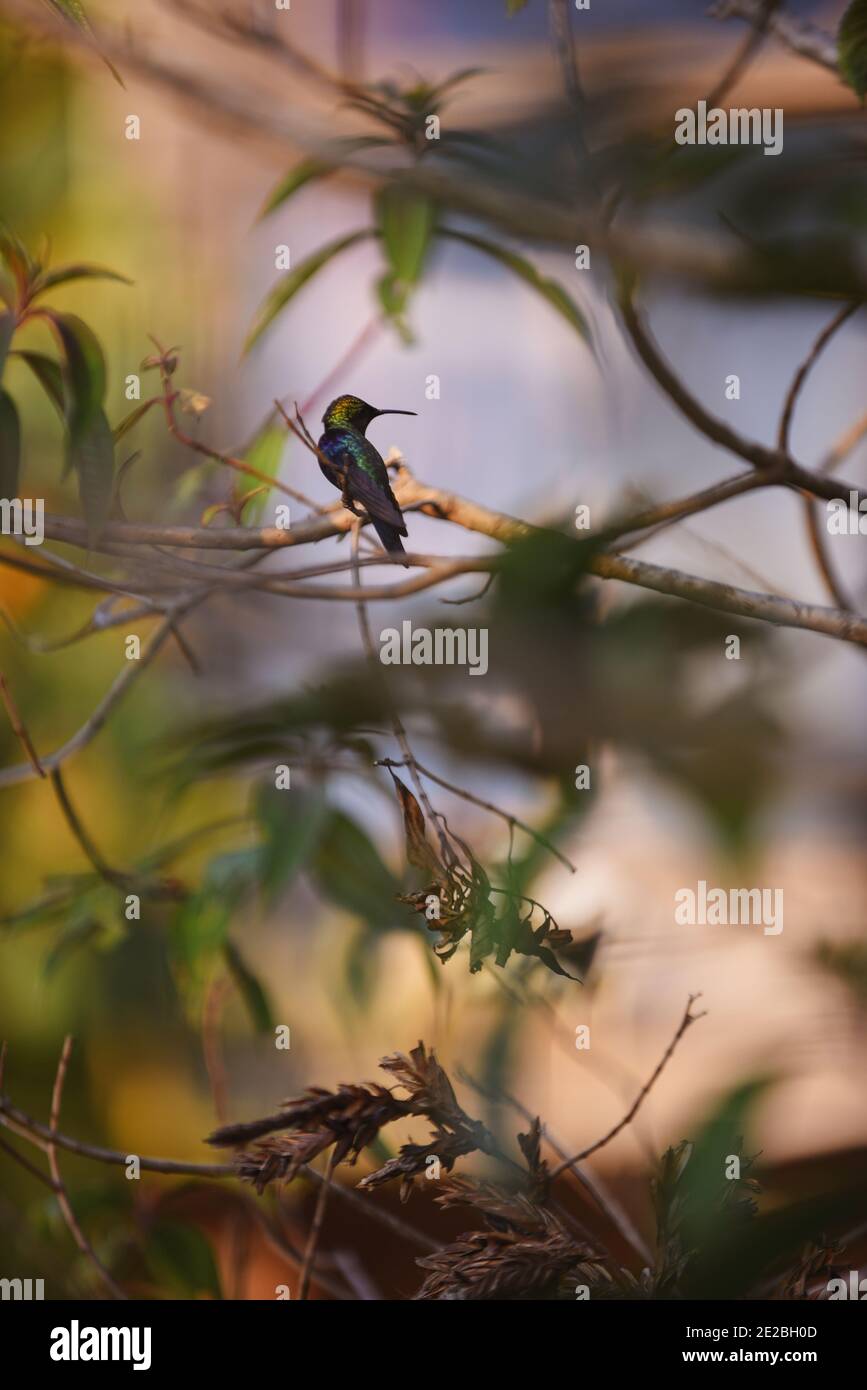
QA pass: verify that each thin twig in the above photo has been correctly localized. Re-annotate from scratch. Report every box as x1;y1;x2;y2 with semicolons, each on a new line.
0;1091;441;1253
0;1133;60;1191
706;0;781;108
47;1037;127;1300
50;768;130;888
549;996;707;1178
777;303;860;454
376;756;576;874
458;1067;653;1267
0;671;46;777
299;1151;337;1301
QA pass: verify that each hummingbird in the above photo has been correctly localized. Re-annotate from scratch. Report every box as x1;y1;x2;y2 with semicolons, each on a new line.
317;394;415;564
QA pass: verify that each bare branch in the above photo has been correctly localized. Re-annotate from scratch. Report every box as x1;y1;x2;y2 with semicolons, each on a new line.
47;1037;127;1300
299;1151;337;1301
376;756;576;874
709;0;839;74
0;671;46;777
549;996;707;1178
0;1091;440;1253
778;304;860;455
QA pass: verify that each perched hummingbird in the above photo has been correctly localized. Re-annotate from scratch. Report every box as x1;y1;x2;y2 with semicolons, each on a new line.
317;394;415;564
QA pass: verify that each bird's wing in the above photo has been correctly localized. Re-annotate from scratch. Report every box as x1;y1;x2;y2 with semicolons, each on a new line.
334;446;407;532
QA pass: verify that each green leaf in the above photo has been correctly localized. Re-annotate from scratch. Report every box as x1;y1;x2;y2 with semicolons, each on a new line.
0;229;35;302
506;0;530;12
43;916;104;979
259;159;338;220
173;850;260;977
259;138;388;220
43;0;94;32
429;68;487;104
375;186;437;286
237;422;285;524
0;390;21;497
223;939;274;1033
255;784;328;900
0;311;15;382
41;1;125;87
441;229;594;349
311;811;399;923
30;263;132;299
840;0;867;99
47;311;107;439
12;350;66;419
244;230;372;353
375;272;413;344
113;397;156;443
70;407;114;544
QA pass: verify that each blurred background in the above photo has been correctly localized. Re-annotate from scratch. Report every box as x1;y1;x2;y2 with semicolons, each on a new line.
0;0;866;1299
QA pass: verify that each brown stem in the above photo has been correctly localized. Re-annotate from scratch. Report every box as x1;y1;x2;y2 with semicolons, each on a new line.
47;1037;127;1300
549;996;707;1178
376;756;576;874
298;1151;338;1301
0;671;46;777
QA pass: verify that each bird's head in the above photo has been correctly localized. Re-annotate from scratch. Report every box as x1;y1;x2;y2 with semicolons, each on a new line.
322;394;416;435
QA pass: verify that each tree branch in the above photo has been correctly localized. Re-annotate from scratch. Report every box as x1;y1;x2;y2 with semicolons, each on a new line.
47;1037;127;1300
709;0;839;74
549;996;707;1178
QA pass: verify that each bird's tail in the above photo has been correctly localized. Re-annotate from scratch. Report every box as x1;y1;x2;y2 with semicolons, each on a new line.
372;518;410;568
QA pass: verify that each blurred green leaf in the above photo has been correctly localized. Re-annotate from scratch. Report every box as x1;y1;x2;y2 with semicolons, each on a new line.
43;916;104;978
311;810;399;923
442;230;593;348
223;939;274;1033
47;311;106;439
376;186;437;287
375;272;413;343
31;263;131;299
255;783;328;901
244;230;372;353
0;311;14;381
839;0;867;99
0;389;21;497
259;138;388;220
42;0;93;30
13;350;66;419
506;0;530;12
113;398;156;443
174;850;261;978
237;422;285;524
71;407;114;545
0;229;35;302
429;68;487;103
41;0;125;87
259;158;338;220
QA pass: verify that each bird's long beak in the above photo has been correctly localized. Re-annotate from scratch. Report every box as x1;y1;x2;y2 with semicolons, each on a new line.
374;408;417;417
